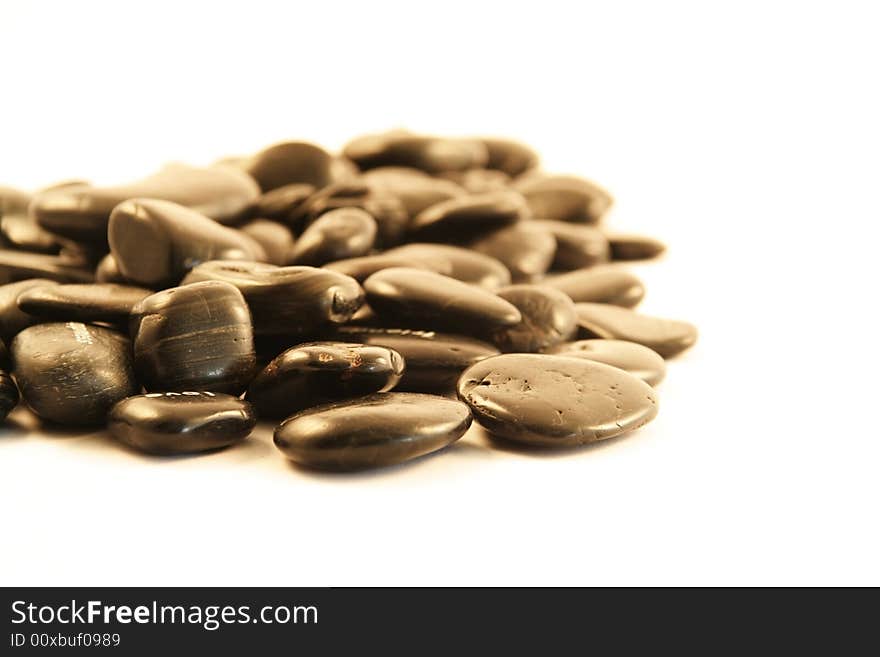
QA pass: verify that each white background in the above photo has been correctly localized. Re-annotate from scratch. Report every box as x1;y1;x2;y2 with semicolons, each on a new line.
1;0;877;586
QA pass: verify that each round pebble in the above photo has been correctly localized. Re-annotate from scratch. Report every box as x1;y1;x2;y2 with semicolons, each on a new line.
491;285;577;352
287;207;377;266
546;339;667;386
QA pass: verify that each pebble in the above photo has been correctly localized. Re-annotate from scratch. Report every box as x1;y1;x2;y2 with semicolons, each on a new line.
335;327;499;393
16;283;152;323
514;174;613;223
457;354;658;446
343;131;488;173
532;220;611;270
0;369;19;420
491;285;577;352
300;187;408;248
385;243;511;289
30;163;259;244
287;207;377;266
440;168;511;194
606;232;667;261
363;267;521;335
0;279;57;340
244;141;335;191
252;183;316;223
247;341;405;418
323;253;453;282
11;322;139;426
181;261;364;335
0;186;31;217
0;213;63;254
480;138;540;176
108;198;266;287
0;250;95;284
543;267;645;307
469;223;557;282
94;254;131;285
408;190;529;241
274;392;472;470
238;218;295;266
574;303;698;358
131;281;256;394
545;339;667;386
108;392;257;455
362;167;465;217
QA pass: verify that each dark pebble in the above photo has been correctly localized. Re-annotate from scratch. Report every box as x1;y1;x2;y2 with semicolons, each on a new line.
287;207;377;266
480;137;540;176
247;341;404;419
469;223;557;282
542;267;645;307
343;132;488;174
491;285;577;352
0;213;63;254
0;369;19;420
362;167;465;217
95;254;133;285
532;220;610;270
0;250;94;284
244;141;335;191
238;218;294;266
409;190;529;241
131;281;256;394
108;198;266;287
323;253;453;282
575;303;698;358
334;327;499;393
546;339;667;386
441;168;511;194
109;392;257;455
301;187;408;249
606;232;667;260
16;283;152;323
514;174;612;224
385;243;511;289
364;267;521;335
0;279;57;340
274;392;472;470
11;322;139;426
252;183;316;223
181;261;364;335
30;163;259;244
457;353;658;446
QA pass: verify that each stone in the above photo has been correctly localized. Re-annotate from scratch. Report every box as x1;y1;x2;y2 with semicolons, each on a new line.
514;174;612;223
0;279;57;340
0;186;31;217
543;267;645;307
441;168;511;194
108;198;266;287
274;392;472;470
108;392;256;455
457;354;658;446
574;303;698;358
131;281;256;394
385;243;511;289
546;339;667;386
30;163;259;244
238;218;294;266
606;232;667;260
409;190;529;241
323;253;453;282
0;369;19;420
362;167;465;217
11;322;139;426
0;213;63;254
480;138;540;176
343;131;488;173
532;220;610;270
16;283;152;323
0;250;94;284
363;267;521;335
491;285;577;352
252;183;316;223
95;254;132;285
181;261;364;335
469;223;556;282
243;141;334;191
299;187;408;248
287;207;377;266
334;327;499;393
246;341;404;419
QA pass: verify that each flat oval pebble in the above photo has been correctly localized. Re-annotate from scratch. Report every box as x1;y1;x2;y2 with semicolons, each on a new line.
362;167;465;217
0;369;19;420
543;267;645;307
480;137;540;176
0;213;63;254
323;253;452;282
131;281;256;394
409;190;529;241
335;327;499;393
0;279;57;340
575;303;698;358
181;261;364;335
108;392;257;455
30;163;259;244
514;174;612;224
440;168;511;194
344;132;488;174
247;341;404;418
16;283;152;323
252;183;316;223
364;267;521;335
605;232;667;261
108;198;267;287
11;322;139;426
287;207;377;266
274;392;472;470
0;250;94;284
385;243;511;289
457;354;658;447
469;223;557;282
545;339;667;386
244;141;335;191
491;285;577;352
238;218;295;266
532;220;611;270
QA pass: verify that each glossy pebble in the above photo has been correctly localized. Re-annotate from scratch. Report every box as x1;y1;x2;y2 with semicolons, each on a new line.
287;207;377;266
543;267;645;307
469;223;556;282
575;303;698;358
16;283;152;323
546;339;667;386
491;285;577;352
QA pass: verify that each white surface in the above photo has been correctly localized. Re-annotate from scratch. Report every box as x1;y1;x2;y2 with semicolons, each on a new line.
0;1;877;586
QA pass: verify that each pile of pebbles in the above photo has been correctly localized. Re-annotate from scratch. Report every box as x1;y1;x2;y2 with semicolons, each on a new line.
0;131;696;470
